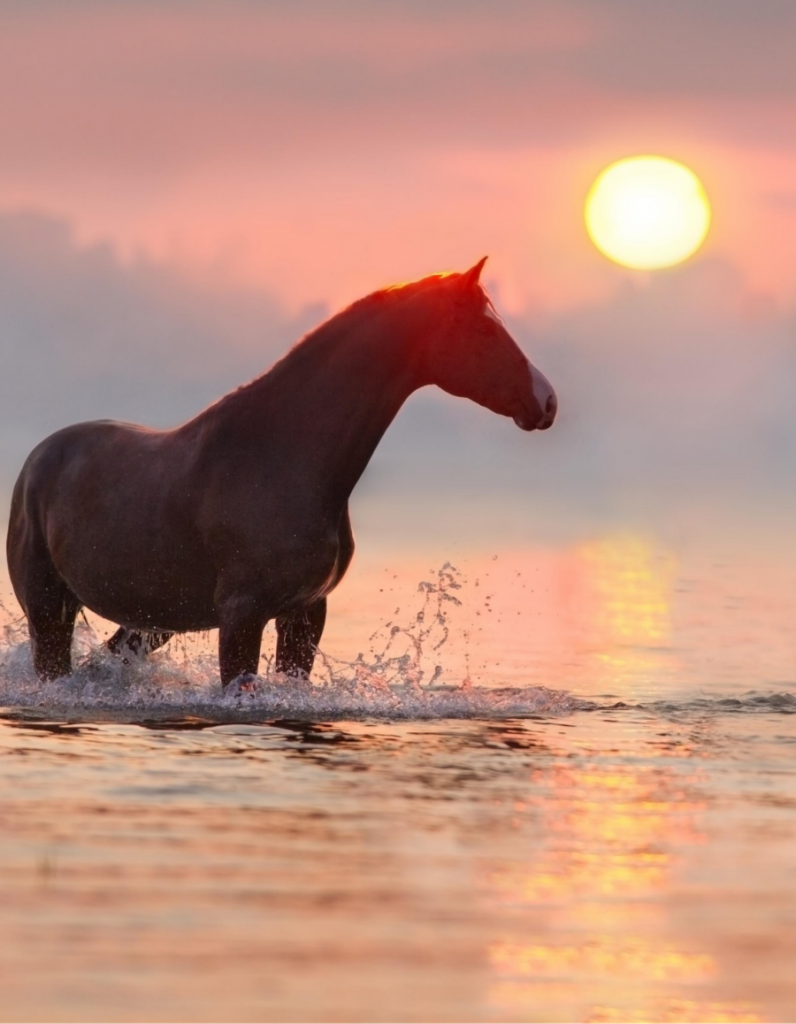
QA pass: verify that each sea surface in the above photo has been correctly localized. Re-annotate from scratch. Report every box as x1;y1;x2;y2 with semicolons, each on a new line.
1;535;795;1023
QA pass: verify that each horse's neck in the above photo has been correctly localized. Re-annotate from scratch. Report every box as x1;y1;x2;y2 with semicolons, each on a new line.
230;296;432;509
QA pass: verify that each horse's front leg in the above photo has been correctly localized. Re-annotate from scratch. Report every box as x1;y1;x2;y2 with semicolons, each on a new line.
217;594;271;688
276;599;327;679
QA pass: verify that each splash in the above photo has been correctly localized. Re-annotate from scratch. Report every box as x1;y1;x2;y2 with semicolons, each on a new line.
0;566;576;722
5;566;793;724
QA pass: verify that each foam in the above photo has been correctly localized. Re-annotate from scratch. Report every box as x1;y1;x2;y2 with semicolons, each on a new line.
0;566;578;722
0;635;577;723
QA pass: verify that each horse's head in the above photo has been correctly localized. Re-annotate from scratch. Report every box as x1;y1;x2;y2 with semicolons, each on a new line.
425;258;557;432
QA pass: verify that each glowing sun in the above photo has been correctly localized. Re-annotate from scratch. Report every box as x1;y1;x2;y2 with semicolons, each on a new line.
585;156;711;270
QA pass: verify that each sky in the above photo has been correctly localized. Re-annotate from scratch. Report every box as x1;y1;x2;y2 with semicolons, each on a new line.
1;0;795;558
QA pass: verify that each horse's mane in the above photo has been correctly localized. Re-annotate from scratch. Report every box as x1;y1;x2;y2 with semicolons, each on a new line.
316;272;458;333
202;272;490;417
303;270;497;343
270;272;459;362
349;272;456;311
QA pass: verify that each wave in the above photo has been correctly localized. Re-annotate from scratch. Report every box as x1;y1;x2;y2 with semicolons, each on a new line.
641;692;796;716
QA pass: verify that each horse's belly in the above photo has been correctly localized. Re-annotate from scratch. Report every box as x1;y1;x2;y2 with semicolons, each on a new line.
79;588;218;634
53;535;219;633
69;571;218;634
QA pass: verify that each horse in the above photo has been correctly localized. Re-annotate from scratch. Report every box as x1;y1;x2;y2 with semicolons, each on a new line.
6;258;557;689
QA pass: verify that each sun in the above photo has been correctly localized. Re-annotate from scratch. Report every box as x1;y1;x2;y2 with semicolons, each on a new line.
585;156;711;270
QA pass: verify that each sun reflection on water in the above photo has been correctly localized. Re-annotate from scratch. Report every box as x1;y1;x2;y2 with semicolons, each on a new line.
487;762;704;904
576;534;678;694
480;731;766;1023
580;535;676;646
586;1001;763;1023
489;938;714;981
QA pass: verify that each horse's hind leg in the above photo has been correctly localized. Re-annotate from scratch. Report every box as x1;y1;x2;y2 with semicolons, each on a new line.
107;628;173;659
16;557;81;681
276;599;327;679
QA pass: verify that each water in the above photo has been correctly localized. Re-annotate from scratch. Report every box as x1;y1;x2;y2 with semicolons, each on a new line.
1;538;795;1022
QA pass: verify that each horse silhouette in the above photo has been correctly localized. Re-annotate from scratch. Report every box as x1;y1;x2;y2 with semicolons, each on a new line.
6;259;556;688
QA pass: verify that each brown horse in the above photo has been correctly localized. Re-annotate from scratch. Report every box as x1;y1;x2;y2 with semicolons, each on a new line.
6;259;556;688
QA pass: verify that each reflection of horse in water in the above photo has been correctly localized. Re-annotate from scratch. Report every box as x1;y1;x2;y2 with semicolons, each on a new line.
6;259;557;688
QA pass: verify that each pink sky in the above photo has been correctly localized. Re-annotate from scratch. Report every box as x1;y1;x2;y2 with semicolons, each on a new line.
1;1;795;314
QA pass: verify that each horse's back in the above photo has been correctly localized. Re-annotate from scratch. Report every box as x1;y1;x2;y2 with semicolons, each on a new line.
15;419;147;489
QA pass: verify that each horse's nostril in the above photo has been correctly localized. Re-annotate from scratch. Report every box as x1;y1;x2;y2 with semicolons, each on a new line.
545;395;556;416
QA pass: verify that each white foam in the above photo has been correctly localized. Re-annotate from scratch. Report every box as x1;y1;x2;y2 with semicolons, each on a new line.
0;637;576;722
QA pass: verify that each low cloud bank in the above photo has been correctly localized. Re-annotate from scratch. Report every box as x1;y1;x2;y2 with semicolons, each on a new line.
0;211;320;492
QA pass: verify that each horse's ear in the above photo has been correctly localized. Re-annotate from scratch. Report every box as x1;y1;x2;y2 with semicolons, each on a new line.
460;256;488;290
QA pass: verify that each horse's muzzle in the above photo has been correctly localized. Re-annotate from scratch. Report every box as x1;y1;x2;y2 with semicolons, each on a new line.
513;362;557;431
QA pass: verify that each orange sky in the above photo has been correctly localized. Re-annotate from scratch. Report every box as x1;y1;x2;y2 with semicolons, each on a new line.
1;1;795;314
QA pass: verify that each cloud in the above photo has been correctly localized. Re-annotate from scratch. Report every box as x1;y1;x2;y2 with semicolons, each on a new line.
0;211;321;492
0;0;795;184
